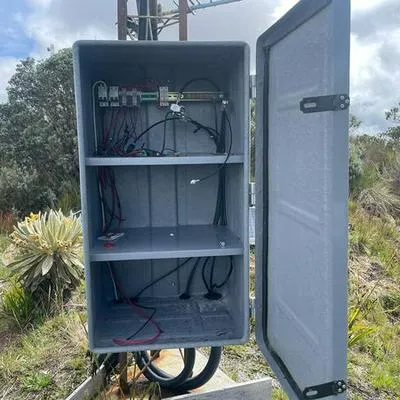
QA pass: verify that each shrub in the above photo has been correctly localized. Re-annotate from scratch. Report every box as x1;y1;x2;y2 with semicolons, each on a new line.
0;280;38;331
358;180;400;217
6;210;83;311
0;165;57;215
349;142;364;195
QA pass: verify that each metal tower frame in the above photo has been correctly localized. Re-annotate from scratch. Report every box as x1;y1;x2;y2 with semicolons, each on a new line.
118;0;243;41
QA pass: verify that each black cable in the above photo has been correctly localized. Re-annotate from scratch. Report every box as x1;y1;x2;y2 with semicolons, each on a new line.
187;117;221;146
107;262;160;342
203;108;234;299
133;116;179;144
179;78;221;94
134;115;222;154
98;167;123;233
132;258;193;300
126;305;156;340
190;108;232;185
201;257;212;293
180;258;202;300
209;257;216;290
161;111;173;155
212;256;234;290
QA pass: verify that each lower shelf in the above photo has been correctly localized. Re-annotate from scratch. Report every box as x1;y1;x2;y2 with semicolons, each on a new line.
92;295;243;352
90;225;243;262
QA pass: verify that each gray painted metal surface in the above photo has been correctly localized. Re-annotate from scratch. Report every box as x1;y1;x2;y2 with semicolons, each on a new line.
255;0;350;399
73;41;249;353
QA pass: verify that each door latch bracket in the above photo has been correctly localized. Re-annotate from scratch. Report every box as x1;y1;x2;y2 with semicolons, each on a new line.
303;380;347;399
300;94;350;113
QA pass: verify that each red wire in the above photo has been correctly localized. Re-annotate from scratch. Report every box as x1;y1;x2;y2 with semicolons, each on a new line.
103;108;121;146
113;297;162;346
109;265;162;346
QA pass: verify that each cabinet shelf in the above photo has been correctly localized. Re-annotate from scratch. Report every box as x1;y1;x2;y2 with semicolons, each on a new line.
93;295;240;352
90;225;243;262
85;154;244;166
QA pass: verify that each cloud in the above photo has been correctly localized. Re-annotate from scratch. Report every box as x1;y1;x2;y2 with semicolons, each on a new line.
349;0;400;132
23;0;115;55
1;0;400;132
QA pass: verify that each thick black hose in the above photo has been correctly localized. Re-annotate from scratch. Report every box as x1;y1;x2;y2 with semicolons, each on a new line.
134;348;196;389
134;347;223;391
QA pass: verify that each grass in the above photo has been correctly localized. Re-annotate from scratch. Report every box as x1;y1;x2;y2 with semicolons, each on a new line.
0;199;399;400
20;371;53;392
0;311;90;400
347;203;400;399
0;234;10;280
219;203;400;400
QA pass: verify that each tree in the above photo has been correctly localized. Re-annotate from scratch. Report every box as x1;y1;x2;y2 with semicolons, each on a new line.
0;49;78;213
385;103;400;121
349;114;361;134
384;102;400;142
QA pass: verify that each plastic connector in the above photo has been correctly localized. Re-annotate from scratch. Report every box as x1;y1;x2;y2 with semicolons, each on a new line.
159;86;169;107
121;88;127;106
109;86;119;107
126;88;137;107
98;83;108;100
170;103;183;114
98;83;108;107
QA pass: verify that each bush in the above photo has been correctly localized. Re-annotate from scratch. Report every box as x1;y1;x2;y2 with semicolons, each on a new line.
0;165;56;214
358;181;400;217
0;280;38;331
6;210;83;311
349;142;364;194
0;49;79;214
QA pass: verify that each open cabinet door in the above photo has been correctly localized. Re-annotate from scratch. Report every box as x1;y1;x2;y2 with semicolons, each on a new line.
255;1;350;399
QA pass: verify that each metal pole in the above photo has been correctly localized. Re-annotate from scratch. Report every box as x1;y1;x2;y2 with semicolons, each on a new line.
179;0;188;41
117;0;128;40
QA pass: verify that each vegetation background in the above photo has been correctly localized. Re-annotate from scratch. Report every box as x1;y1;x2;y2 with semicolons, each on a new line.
0;49;399;399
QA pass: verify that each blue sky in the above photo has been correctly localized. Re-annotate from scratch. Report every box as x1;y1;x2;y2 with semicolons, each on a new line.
0;0;399;133
0;0;35;57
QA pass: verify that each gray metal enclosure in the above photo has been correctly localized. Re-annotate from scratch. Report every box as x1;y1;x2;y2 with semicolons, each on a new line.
73;41;250;353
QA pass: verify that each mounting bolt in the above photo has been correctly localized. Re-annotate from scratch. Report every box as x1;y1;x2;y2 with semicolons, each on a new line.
340;95;345;100
340;103;345;109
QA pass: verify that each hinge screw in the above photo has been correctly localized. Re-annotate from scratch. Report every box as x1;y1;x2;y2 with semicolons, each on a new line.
340;95;345;100
340;104;345;109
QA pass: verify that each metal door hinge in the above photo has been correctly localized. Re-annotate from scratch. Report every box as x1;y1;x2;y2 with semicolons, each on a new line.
300;94;350;113
303;380;347;399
